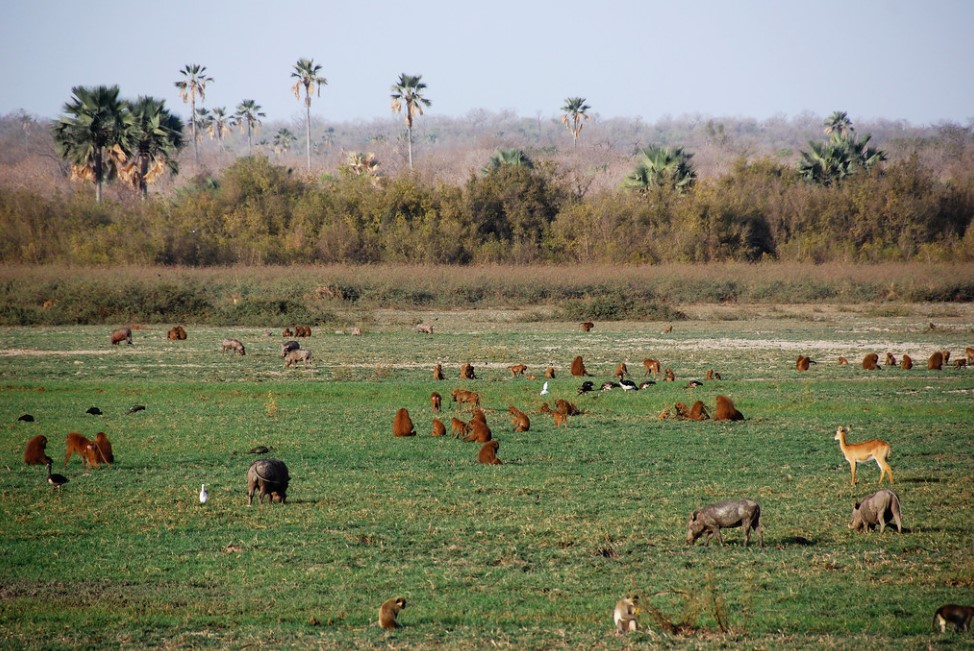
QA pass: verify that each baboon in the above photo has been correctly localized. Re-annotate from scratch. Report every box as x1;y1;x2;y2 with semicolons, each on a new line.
91;432;114;464
838;356;849;365
664;368;675;382
23;435;52;466
430;392;442;413
470;408;487;426
539;402;551;414
392;408;416;437
450;417;468;438
714;395;744;421
508;406;530;432
796;355;811;371
64;432;96;468
431;418;446;437
943;350;951;363
689;400;710;421
956;358;967;368
580;321;594;332
450;388;480;410
570;356;590;377
862;353;880;370
110;327;133;345
900;354;913;370
552;410;568;428
928;351;944;370
463;419;492;443
544;366;556;379
885;352;896;367
433;363;445;381
167;326;187;340
378;597;406;629
478;440;502;465
614;596;639;634
508;364;528;377
966;347;974;365
614;363;629;381
643;358;661;378
555;399;580;416
415;323;433;334
282;327;293;337
705;369;721;381
460;362;477;379
662;324;673;333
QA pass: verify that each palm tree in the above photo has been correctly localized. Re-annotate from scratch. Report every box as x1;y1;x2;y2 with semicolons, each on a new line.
120;96;185;199
273;128;296;156
798;131;886;186
291;57;327;171
560;97;590;153
174;64;214;167
390;73;431;170
624;144;697;192
207;107;234;147
52;85;132;203
824;111;853;140
234;99;265;155
193;107;213;146
483;148;534;174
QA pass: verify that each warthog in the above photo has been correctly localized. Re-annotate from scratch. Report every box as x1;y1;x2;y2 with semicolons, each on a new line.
687;499;763;547
415;323;433;334
111;327;133;345
850;488;902;533
284;349;311;367
221;338;246;355
247;458;290;505
281;340;300;357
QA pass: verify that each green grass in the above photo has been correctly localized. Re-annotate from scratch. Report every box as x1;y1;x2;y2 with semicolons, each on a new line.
0;312;973;650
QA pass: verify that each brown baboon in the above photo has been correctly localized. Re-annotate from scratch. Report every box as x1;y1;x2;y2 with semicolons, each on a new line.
167;326;187;340
450;417;468;438
460;362;477;379
378;597;407;629
282;327;293;337
900;354;913;370
110;327;133;345
966;347;974;364
885;352;896;367
714;395;744;421
64;432;96;468
24;435;52;466
928;351;944;370
555;399;580;416
431;418;446;437
796;355;811;371
943;350;951;364
544;366;556;379
392;408;416;437
508;364;528;377
662;324;673;334
478;440;502;465
614;363;629;381
430;392;442;413
552;411;568;428
463;419;492;443
433;363;445;381
91;432;114;464
838;356;849;365
570;355;590;377
450;388;480;410
664;368;675;382
643;358;661;378
508;406;530;432
580;321;594;332
539;402;551;414
862;353;880;370
689;400;710;421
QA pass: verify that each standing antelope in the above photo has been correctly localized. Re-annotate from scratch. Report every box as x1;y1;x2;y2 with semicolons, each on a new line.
833;426;894;486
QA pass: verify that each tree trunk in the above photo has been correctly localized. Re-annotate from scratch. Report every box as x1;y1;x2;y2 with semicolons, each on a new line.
305;101;312;171
191;96;199;169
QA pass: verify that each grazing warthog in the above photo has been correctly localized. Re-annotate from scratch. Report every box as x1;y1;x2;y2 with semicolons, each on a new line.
280;340;300;357
686;499;763;547
415;323;433;334
221;338;246;355
850;488;902;533
111;327;133;345
247;458;290;505
284;349;311;367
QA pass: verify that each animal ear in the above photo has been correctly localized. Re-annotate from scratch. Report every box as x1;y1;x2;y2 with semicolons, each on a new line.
691;511;699;521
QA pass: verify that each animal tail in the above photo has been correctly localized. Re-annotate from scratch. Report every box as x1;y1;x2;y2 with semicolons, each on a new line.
933;612;943;633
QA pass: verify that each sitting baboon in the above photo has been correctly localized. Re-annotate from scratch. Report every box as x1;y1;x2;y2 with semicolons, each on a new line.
705;369;721;381
715;395;744;421
796;355;811;371
664;368;675;382
91;432;114;465
508;364;528;377
554;399;580;416
282;327;293;337
689;400;710;421
433;363;445;381
450;417;468;438
614;363;630;381
673;402;691;419
392;408;416;437
430;392;442;413
885;352;896;367
460;362;477;379
544;366;556;379
508;406;530;432
478;440;502;465
943;350;951;364
463;419;492;443
167;326;187;340
966;347;974;365
539;402;551;414
24;435;52;466
838;356;849;365
862;353;880;370
928;351;944;370
643;358;661;378
580;321;594;332
570;356;590;377
431;418;446;437
470;408;488;426
900;354;913;370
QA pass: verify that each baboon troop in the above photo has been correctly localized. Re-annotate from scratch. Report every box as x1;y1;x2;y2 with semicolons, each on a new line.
392;408;417;437
478;440;502;465
292;325;312;337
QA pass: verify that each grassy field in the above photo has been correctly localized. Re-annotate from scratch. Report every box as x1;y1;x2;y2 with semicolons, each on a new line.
1;304;973;650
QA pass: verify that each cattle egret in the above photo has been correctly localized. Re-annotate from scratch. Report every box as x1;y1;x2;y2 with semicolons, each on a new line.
540;382;549;396
199;484;208;504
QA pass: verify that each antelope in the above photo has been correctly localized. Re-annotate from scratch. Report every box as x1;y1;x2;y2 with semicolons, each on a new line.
833;426;893;486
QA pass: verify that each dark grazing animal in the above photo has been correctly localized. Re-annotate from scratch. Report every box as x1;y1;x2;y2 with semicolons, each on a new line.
247;458;290;505
686;499;763;547
110;327;133;345
221;338;246;355
849;488;902;533
933;604;973;633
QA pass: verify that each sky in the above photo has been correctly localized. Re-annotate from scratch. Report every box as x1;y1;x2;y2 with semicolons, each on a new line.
2;0;972;127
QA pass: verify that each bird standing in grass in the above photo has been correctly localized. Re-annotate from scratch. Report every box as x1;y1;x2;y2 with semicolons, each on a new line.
540;381;549;396
199;484;208;504
46;462;68;492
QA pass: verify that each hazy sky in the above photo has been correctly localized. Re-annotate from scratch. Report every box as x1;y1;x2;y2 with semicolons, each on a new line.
2;0;972;127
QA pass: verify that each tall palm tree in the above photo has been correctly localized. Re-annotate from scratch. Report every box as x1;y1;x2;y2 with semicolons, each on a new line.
291;57;327;171
824;111;853;140
193;107;213;147
624;144;697;192
120;96;185;199
207;107;234;147
234;99;265;155
390;73;431;170
798;132;886;186
174;64;214;167
52;85;132;203
560;97;590;153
